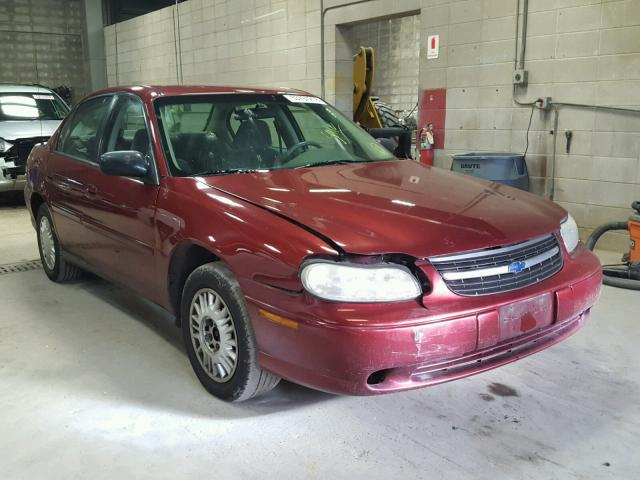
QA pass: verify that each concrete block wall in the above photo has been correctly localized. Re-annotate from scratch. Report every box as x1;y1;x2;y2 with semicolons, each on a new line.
0;0;91;103
105;0;640;252
421;0;640;251
105;0;322;94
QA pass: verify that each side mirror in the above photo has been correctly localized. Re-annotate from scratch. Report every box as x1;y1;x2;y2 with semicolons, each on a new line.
100;150;149;178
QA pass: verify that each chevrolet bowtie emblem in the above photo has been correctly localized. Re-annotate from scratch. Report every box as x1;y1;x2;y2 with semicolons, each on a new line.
508;261;526;273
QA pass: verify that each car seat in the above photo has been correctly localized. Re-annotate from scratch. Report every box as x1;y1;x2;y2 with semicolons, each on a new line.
131;128;150;155
231;120;276;168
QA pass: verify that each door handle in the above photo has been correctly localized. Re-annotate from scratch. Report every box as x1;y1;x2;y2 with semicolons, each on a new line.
86;185;98;196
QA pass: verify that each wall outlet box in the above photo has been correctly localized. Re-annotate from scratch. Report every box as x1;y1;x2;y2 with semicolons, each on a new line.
513;69;528;85
536;97;552;110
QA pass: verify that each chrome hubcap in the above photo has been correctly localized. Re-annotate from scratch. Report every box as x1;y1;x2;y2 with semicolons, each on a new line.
189;288;238;383
39;216;56;270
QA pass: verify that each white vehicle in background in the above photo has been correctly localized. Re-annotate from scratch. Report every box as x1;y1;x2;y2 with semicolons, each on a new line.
0;84;69;193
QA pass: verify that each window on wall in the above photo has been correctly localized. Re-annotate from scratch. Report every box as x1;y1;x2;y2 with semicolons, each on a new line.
103;0;187;25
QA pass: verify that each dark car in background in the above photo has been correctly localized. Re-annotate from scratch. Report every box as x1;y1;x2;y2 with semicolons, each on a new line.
25;85;602;401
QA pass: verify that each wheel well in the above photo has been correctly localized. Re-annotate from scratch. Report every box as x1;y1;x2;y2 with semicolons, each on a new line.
168;243;219;325
30;193;45;217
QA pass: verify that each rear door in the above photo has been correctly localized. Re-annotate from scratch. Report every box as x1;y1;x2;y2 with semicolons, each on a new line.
81;93;162;301
46;95;114;257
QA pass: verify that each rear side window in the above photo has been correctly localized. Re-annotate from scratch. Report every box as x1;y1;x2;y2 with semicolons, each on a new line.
57;96;112;163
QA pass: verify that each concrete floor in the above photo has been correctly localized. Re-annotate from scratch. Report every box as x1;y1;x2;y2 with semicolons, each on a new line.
0;195;639;480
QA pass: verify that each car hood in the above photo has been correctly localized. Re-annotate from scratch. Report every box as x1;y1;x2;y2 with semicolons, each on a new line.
0;120;60;141
201;160;567;258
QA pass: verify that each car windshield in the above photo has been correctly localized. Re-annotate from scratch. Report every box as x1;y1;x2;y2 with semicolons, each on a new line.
0;92;69;121
154;94;395;176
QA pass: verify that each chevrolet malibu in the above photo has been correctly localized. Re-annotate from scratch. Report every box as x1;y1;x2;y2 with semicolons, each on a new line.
25;86;602;401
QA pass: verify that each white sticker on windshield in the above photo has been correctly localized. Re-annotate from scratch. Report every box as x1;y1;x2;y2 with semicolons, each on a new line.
283;94;326;105
33;94;55;100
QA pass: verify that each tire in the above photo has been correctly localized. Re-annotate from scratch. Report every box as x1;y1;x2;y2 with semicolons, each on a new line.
36;204;83;282
372;99;400;128
586;222;628;251
181;262;280;401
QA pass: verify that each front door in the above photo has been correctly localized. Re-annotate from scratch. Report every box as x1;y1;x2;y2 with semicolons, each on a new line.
46;95;114;258
81;94;161;302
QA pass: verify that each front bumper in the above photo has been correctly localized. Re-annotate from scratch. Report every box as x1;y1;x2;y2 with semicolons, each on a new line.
248;244;602;395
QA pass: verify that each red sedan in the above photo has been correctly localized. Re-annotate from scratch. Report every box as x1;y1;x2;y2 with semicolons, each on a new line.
25;86;602;401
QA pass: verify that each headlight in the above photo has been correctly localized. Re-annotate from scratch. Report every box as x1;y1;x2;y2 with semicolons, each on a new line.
560;214;579;253
300;261;422;302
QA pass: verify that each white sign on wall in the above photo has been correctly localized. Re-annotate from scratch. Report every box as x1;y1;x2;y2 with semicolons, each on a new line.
427;34;440;59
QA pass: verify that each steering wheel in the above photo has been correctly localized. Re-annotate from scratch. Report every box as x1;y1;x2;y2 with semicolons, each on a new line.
280;140;323;166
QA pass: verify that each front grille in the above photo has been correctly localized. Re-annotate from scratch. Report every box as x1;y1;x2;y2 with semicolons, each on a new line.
429;234;563;296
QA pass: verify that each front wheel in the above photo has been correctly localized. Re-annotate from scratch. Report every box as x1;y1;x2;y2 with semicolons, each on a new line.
181;262;280;401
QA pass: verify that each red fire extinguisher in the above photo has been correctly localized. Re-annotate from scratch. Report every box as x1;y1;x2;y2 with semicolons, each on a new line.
418;123;434;166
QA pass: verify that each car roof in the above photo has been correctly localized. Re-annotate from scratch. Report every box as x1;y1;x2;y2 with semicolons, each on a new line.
0;84;56;94
87;85;314;103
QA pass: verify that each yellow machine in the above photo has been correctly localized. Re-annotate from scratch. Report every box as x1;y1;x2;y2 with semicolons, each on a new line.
352;47;383;128
352;46;413;158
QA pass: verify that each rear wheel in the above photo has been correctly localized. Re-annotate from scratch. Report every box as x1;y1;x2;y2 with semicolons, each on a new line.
181;262;280;401
36;204;83;282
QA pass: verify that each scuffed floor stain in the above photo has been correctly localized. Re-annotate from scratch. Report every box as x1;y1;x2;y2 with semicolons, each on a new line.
488;382;519;397
478;393;495;402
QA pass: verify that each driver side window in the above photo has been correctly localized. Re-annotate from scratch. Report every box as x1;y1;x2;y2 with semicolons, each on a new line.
57;96;112;163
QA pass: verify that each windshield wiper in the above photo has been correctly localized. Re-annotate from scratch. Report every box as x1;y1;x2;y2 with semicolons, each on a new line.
190;168;260;176
294;159;368;169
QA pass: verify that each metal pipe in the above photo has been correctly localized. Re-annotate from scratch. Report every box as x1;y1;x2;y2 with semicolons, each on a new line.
514;0;520;69
114;23;119;85
553;102;640;114
172;7;179;83
320;0;376;99
549;106;559;200
175;0;183;84
519;0;528;70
